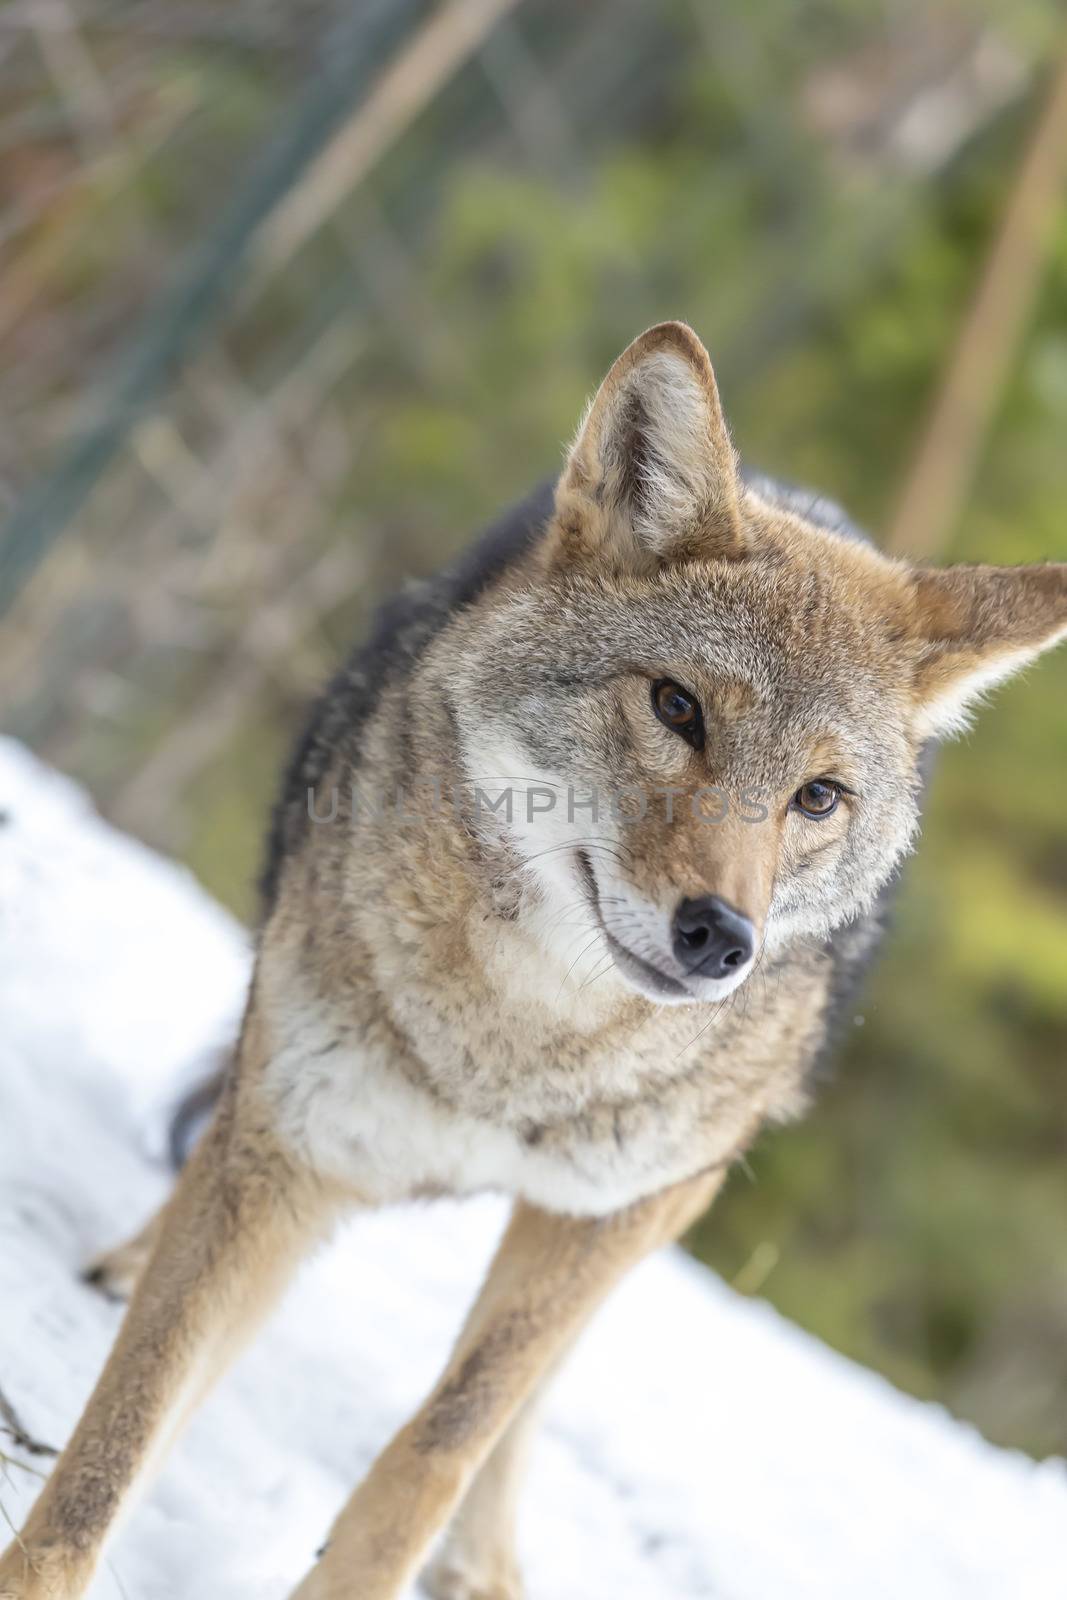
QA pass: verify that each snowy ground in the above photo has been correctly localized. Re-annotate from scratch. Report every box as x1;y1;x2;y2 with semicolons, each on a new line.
1;735;1065;1600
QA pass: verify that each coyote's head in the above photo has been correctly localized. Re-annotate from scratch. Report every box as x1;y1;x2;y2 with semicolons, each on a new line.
451;323;1067;1005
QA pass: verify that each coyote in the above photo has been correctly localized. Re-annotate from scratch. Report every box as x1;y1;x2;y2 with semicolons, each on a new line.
3;322;1065;1600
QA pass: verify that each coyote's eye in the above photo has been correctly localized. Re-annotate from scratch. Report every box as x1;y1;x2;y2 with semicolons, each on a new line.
652;679;704;749
793;780;840;819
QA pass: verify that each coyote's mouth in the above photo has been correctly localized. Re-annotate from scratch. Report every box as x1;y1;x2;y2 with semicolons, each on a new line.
574;850;690;1000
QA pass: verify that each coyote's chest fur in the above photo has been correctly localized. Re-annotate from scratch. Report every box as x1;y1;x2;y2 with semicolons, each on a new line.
256;880;836;1215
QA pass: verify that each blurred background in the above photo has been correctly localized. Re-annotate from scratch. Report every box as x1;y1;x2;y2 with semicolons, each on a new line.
1;0;1065;1459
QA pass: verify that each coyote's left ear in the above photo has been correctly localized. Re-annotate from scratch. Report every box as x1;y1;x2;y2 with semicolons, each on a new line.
550;321;745;572
908;562;1067;738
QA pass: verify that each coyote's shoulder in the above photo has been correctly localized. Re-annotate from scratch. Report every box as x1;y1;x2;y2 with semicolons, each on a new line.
260;478;555;911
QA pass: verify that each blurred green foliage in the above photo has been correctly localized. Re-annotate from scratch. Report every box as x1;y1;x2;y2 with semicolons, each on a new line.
8;2;1065;1457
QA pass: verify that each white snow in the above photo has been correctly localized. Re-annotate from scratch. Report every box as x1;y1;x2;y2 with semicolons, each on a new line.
1;734;1065;1600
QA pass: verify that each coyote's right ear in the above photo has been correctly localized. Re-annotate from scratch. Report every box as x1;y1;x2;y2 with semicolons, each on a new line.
549;321;745;573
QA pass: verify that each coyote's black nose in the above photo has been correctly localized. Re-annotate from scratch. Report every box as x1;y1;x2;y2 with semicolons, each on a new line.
672;895;756;980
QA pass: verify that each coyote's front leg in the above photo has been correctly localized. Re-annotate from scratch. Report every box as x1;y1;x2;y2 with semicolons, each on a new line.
293;1167;723;1600
420;1385;545;1600
0;1022;337;1600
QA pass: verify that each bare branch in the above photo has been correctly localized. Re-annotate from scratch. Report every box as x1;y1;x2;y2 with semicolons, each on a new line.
887;45;1067;558
0;1385;57;1461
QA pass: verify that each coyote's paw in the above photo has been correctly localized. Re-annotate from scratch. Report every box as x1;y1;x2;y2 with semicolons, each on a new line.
420;1552;524;1600
82;1233;152;1301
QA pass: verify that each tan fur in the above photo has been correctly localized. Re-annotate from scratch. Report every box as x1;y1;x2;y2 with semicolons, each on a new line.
3;322;1065;1600
421;1386;549;1600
